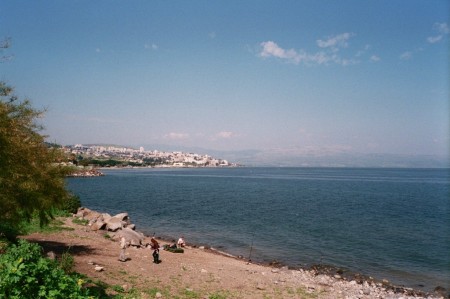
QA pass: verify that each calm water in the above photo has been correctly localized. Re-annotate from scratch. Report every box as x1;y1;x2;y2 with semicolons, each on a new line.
67;167;450;291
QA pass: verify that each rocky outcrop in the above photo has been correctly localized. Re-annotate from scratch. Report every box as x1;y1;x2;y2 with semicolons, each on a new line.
67;169;104;177
74;207;143;246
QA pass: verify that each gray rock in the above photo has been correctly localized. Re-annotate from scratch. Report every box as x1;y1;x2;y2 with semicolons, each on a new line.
91;220;106;231
115;227;145;246
84;211;102;222
126;223;136;230
113;212;129;221
106;217;123;231
46;251;56;260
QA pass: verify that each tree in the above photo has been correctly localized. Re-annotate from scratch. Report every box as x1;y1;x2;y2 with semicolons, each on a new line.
0;82;70;236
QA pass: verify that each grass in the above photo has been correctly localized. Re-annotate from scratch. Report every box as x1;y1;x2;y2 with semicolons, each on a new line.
20;214;73;235
72;217;89;226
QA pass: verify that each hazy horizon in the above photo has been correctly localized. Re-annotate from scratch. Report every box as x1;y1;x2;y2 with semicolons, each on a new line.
1;1;448;166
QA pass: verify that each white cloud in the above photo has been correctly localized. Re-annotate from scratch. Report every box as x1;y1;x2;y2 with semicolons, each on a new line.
427;35;442;44
259;33;359;66
164;132;189;140
316;33;353;49
370;55;380;62
400;51;413;60
434;22;450;34
427;22;449;44
260;41;303;63
145;43;158;50
216;131;234;139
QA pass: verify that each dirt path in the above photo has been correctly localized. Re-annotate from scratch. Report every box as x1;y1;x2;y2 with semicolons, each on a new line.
22;217;442;299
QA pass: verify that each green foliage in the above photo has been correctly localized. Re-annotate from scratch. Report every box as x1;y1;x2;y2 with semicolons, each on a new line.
0;239;90;298
208;292;229;299
0;82;71;237
78;158;122;167
59;249;75;274
72;217;89;226
61;194;82;214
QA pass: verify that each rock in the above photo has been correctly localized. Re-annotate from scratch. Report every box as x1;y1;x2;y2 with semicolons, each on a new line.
155;292;162;298
113;212;129;221
434;286;447;296
46;251;56;260
256;284;266;290
84;210;102;222
94;266;104;272
334;274;341;279
75;207;92;218
91;220;106;231
126;224;136;230
102;213;112;222
201;269;208;273
115;227;145;246
106;217;123;231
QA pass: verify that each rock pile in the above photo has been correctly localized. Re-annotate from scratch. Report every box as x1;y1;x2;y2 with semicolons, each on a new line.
74;207;145;247
67;169;104;177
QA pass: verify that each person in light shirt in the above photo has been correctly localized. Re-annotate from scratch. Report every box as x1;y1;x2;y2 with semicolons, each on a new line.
177;236;185;248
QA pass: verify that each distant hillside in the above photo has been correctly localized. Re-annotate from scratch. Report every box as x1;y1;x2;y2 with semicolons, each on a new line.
139;144;449;168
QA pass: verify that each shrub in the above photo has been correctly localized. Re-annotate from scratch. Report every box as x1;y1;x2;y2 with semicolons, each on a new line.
59;249;75;274
60;194;82;214
0;239;90;298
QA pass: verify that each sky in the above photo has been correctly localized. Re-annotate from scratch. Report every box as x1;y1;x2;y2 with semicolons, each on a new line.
1;1;449;164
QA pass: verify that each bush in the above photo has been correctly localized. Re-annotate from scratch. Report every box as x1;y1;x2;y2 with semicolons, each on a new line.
0;239;90;298
60;194;82;214
59;250;75;274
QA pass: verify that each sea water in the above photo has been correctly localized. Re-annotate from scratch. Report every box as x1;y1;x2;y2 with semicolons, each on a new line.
66;167;449;291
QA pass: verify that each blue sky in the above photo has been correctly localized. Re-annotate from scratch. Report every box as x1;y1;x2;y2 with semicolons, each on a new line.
1;1;449;162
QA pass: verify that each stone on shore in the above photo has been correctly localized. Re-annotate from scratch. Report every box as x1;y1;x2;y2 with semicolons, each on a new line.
115;227;145;246
106;217;124;231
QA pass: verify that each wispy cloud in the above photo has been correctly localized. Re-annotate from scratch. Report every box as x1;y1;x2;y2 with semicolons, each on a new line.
209;32;216;39
427;22;449;44
216;131;234;139
316;33;353;50
164;132;189;140
95;48;101;53
145;43;158;50
259;33;360;66
400;51;413;60
370;55;381;62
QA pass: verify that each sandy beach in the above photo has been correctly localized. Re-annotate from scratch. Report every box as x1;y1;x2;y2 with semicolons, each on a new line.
22;216;445;299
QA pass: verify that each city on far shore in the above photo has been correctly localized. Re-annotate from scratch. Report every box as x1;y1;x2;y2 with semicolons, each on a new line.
63;144;240;170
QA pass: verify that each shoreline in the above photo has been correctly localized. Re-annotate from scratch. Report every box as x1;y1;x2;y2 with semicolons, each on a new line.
154;234;442;298
22;208;447;298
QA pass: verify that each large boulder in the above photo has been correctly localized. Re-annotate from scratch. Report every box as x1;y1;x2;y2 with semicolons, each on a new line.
75;207;92;218
115;228;145;246
105;217;123;231
90;220;106;231
84;210;102;222
102;213;112;223
113;212;129;221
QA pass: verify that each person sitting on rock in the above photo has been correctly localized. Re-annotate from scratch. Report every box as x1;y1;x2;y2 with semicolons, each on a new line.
177;236;185;248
